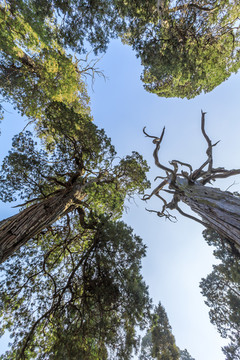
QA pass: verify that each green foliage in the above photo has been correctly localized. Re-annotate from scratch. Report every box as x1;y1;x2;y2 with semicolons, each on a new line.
0;216;150;359
0;102;150;217
179;349;195;360
2;0;158;54
2;0;240;102
139;303;195;360
0;2;90;121
200;229;240;360
139;303;181;360
126;1;240;98
0;77;151;358
3;0;121;54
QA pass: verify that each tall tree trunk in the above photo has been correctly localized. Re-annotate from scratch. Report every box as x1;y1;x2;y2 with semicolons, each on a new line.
0;183;85;263
144;112;240;255
176;177;240;252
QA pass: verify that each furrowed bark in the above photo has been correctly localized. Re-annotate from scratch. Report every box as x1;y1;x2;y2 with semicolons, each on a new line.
176;177;240;252
0;183;86;263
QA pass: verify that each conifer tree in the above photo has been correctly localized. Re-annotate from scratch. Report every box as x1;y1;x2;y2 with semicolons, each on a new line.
1;1;240;102
139;302;195;360
200;229;240;360
0;216;151;359
0;102;149;262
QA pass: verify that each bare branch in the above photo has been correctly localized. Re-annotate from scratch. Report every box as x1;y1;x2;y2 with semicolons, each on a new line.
21;120;35;132
163;189;176;194
154;175;167;181
143;126;164;142
201;110;220;173
202;169;240;185
143;111;240;250
169;160;178;173
142;179;168;201
201;110;213;171
190;159;209;181
225;181;239;192
191;111;220;181
143;126;174;174
146;208;177;222
155;193;167;206
175;204;208;227
169;3;217;13
171;160;193;173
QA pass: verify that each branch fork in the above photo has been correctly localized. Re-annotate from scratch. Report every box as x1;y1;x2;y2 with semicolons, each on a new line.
144;112;240;248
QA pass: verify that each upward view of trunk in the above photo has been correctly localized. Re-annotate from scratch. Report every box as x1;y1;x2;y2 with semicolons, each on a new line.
176;178;240;252
0;183;85;263
144;112;240;255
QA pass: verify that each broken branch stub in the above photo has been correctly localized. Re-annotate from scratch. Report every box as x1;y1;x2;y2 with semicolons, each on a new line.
144;112;240;253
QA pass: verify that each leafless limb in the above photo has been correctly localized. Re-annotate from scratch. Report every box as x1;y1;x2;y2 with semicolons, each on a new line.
225;181;239;192
202;169;240;185
21;119;35;132
169;3;217;13
75;53;106;90
154;175;167;181
175;204;207;227
143;126;174;175
146;208;177;222
163;189;176;194
171;160;193;173
142;179;168;201
143;111;240;235
201;110;213;172
190;111;220;182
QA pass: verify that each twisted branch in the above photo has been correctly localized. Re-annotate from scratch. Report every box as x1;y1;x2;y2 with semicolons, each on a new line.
143;126;174;175
143;179;168;201
143;111;240;230
191;111;221;183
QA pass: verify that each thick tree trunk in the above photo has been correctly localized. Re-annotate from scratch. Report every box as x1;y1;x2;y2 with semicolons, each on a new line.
0;183;85;263
176;178;240;252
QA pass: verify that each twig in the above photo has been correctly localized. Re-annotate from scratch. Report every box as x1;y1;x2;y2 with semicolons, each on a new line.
225;181;239;192
146;208;177;222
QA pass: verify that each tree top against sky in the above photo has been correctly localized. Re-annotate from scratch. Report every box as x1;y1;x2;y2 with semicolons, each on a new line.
1;0;240;104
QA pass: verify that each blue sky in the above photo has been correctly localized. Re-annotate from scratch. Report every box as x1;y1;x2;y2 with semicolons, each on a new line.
1;38;240;359
87;39;240;359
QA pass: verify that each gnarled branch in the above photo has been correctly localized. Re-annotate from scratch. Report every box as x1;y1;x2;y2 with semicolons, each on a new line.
143;126;174;175
143;112;240;251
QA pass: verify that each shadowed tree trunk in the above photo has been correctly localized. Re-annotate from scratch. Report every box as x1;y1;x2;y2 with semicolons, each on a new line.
0;183;86;263
176;177;240;250
144;112;240;254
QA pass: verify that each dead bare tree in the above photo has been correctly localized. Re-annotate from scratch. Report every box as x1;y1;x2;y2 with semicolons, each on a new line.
143;111;240;253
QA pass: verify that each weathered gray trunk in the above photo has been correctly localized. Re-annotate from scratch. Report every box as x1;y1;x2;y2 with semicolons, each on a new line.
176;178;240;252
0;183;85;263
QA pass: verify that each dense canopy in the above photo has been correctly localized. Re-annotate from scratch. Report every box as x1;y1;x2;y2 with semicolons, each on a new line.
1;0;240;105
0;217;150;359
0;0;239;359
0;101;150;262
